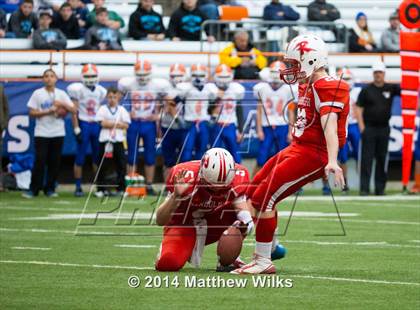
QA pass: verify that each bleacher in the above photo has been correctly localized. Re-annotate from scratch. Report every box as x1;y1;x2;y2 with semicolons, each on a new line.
0;0;401;82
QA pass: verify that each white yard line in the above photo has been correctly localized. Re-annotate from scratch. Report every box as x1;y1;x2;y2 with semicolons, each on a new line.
114;244;157;248
288;274;420;286
0;260;153;270
244;240;420;249
11;246;51;251
0;259;418;286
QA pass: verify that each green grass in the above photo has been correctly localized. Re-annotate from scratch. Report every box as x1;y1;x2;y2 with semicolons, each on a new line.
0;191;419;309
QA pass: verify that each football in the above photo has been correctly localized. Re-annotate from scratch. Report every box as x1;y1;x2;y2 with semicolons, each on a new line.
217;226;243;266
55;106;68;118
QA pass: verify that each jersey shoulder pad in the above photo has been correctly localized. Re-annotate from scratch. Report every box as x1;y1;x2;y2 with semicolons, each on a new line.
166;161;200;192
117;77;135;93
230;163;250;197
66;82;83;98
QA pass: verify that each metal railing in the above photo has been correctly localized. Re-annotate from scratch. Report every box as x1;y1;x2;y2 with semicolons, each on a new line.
200;20;348;53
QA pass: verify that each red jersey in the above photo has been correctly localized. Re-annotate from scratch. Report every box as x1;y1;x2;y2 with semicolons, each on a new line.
293;76;349;148
165;161;250;226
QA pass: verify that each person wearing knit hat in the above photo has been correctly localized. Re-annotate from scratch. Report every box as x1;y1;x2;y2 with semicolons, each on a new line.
348;11;377;52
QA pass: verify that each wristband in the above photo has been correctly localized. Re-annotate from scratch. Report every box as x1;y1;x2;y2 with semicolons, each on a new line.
237;210;253;225
74;127;81;135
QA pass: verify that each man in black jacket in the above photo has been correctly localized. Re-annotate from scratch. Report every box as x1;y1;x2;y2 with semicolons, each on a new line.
128;0;165;40
307;0;340;22
52;3;80;39
167;0;214;42
356;61;400;196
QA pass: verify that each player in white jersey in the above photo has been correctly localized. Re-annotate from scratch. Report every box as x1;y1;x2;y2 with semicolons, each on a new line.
253;61;298;174
160;63;189;179
178;63;215;160
67;64;107;197
337;67;362;194
118;60;168;195
207;64;245;163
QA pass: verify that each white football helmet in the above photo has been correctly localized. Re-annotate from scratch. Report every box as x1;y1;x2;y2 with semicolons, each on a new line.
199;148;235;187
337;67;354;88
280;34;328;84
214;64;233;90
169;63;186;86
134;60;152;86
81;64;99;88
268;60;285;85
191;63;208;88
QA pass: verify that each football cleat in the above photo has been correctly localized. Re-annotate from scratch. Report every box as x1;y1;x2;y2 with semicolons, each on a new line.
74;188;84;197
216;257;246;272
230;254;276;274
271;244;287;261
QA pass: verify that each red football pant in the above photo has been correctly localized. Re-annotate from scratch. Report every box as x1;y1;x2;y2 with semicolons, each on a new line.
247;142;327;212
155;210;237;271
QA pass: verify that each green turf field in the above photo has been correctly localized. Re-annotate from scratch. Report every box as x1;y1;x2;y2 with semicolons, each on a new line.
0;191;419;309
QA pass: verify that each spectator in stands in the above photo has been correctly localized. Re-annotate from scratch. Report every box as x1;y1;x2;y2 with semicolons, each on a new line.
381;11;400;53
52;3;80;39
33;8;67;50
307;0;340;23
84;7;122;50
8;0;38;38
68;0;89;36
0;8;6;37
349;12;377;53
128;0;165;40
198;0;219;20
23;69;76;198
263;0;300;25
0;0;21;14
87;0;125;30
167;0;215;42
356;61;400;196
219;30;267;79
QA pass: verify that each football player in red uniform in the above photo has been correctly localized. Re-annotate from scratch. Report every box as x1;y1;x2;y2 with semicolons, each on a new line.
232;34;350;274
155;148;254;271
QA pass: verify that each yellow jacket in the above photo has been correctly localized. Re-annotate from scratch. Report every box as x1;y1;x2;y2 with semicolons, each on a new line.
219;43;267;70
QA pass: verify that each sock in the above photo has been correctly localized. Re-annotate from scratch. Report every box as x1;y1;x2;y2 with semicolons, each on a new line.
75;178;81;190
415;173;420;187
255;216;277;258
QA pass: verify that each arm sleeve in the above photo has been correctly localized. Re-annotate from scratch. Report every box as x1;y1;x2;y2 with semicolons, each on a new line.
166;13;178;39
327;4;340;21
219;44;242;68
95;107;105;122
316;82;349;116
307;4;322;21
112;12;125;28
254;48;268;69
27;92;38;109
122;107;131;124
84;28;98;50
263;6;274;20
128;13;146;39
284;6;300;21
32;31;50;49
55;30;67;50
348;29;365;52
356;88;366;107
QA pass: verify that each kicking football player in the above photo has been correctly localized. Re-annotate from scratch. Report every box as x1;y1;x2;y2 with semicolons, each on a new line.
232;34;349;274
68;64;107;197
179;63;214;161
118;60;166;195
208;64;245;163
159;63;188;180
253;61;298;175
336;67;361;194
